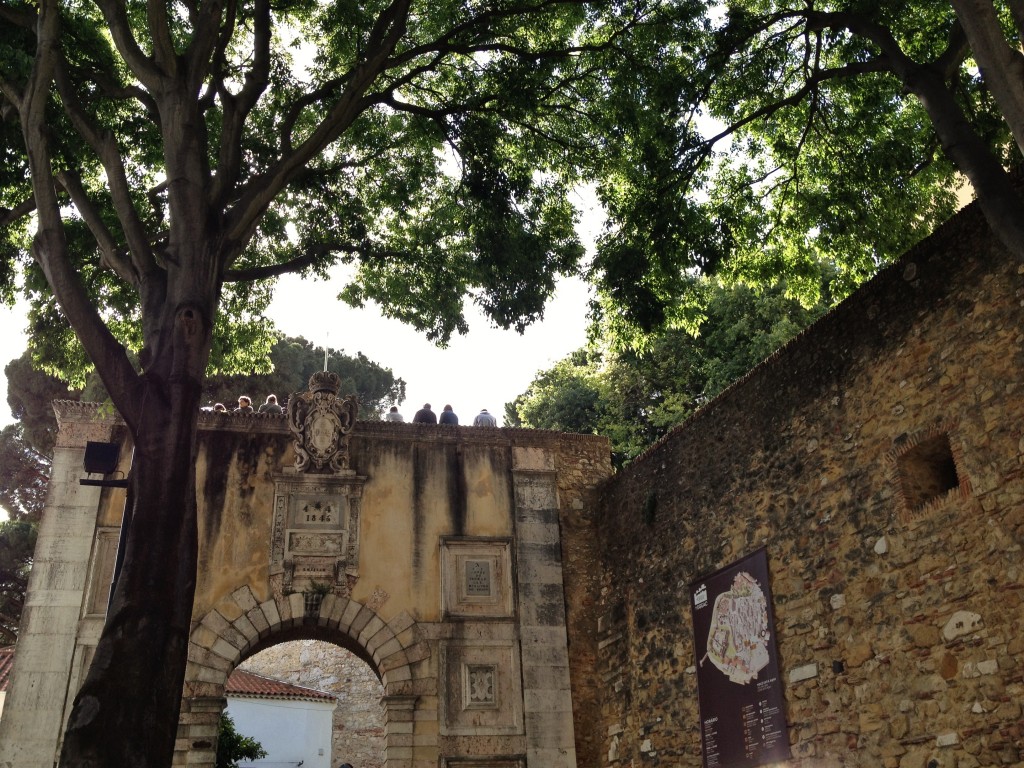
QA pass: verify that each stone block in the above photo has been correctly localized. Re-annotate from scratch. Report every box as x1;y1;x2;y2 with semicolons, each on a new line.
790;663;819;683
259;598;281;629
339;599;362;630
524;688;573;713
230;585;259;613
389;610;416;637
359;615;387;647
287;592;304;624
230;613;259;644
942;610;983;641
326;595;348;625
373;636;402;663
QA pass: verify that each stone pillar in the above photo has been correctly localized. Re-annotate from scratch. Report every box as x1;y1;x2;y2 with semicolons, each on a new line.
172;696;224;767
512;448;577;768
382;694;418;768
0;414;119;768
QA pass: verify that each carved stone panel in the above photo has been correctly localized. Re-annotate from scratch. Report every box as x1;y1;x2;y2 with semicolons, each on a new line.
440;640;523;736
287;370;359;473
271;473;365;597
441;538;514;619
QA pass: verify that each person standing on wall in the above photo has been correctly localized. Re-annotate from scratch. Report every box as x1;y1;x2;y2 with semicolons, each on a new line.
473;408;497;427
413;403;437;424
258;394;283;414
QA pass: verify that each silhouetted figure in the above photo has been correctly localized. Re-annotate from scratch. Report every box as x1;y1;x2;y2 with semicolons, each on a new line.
439;404;459;425
213;403;227;412
413;403;437;424
259;394;283;414
385;406;404;422
473;408;497;427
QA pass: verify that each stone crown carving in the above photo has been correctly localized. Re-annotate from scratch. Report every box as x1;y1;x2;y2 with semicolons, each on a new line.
287;371;359;472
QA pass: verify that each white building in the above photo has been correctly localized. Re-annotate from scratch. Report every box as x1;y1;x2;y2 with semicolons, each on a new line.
226;668;337;768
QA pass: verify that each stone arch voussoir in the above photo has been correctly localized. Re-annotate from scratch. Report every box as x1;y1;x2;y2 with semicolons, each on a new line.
174;586;430;767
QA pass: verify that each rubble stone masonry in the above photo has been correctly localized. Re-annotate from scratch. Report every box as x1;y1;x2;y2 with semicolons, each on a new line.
588;198;1024;768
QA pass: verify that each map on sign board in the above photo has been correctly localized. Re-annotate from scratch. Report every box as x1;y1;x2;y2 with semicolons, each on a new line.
690;548;790;768
700;571;771;685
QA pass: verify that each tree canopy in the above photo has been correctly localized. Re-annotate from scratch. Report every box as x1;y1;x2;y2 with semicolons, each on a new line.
0;518;37;644
589;0;1024;340
201;336;405;418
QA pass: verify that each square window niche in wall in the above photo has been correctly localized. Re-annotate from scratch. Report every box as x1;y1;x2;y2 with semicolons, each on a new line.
441;538;514;619
891;428;968;520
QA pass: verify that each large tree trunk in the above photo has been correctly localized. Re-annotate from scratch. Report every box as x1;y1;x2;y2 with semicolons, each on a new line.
952;0;1024;158
890;50;1024;261
58;307;211;768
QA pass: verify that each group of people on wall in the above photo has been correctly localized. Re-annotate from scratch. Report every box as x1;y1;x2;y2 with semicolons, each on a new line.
387;403;497;427
204;396;498;426
207;394;284;414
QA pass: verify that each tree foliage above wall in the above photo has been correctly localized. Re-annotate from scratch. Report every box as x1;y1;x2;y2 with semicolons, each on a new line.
508;279;831;464
589;0;1024;342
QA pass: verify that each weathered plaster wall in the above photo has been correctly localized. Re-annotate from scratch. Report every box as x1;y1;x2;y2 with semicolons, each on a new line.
0;409;611;768
591;200;1024;767
191;424;522;623
183;422;613;768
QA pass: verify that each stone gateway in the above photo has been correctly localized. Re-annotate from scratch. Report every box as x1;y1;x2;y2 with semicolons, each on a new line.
2;195;1023;768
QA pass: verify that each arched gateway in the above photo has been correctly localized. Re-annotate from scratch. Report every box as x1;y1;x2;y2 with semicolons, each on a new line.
0;373;612;768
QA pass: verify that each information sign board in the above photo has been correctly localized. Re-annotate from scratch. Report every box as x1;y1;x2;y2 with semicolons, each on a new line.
690;548;790;768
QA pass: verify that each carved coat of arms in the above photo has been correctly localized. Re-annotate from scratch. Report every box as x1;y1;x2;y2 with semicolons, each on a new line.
287;371;359;472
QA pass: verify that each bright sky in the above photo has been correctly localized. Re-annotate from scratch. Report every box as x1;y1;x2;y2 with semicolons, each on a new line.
0;193;601;429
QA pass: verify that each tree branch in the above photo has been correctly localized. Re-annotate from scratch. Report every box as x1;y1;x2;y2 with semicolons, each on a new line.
52;51;158;280
951;0;1024;156
146;0;179;75
701;58;891;152
800;8;1024;261
224;0;414;256
186;0;229;95
21;0;145;431
211;0;270;206
0;197;36;228
93;0;164;91
0;1;34;29
56;170;140;288
223;242;403;281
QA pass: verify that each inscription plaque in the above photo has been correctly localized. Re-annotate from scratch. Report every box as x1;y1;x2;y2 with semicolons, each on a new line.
272;474;365;598
440;538;513;618
288;494;343;527
465;560;493;597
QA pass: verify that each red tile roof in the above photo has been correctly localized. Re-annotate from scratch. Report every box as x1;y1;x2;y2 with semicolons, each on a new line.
0;648;332;703
0;647;14;692
226;668;335;703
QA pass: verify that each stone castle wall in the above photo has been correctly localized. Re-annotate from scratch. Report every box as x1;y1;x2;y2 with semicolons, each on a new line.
586;200;1024;767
